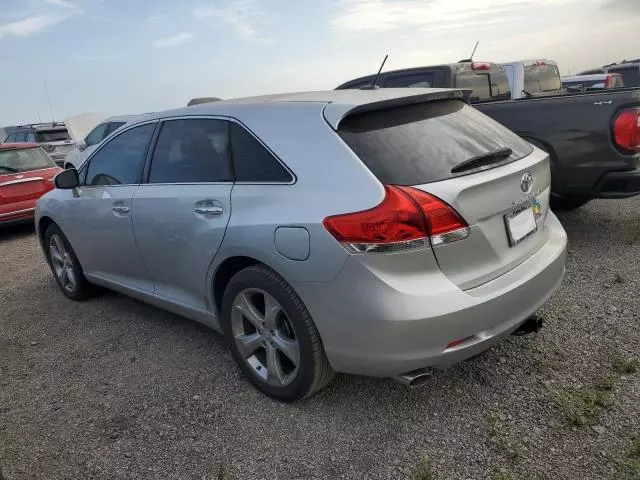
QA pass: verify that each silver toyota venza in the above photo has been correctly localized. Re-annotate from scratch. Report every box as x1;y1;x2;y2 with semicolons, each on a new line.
36;89;567;400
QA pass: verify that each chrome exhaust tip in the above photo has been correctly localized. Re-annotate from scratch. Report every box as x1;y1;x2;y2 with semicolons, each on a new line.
393;367;434;387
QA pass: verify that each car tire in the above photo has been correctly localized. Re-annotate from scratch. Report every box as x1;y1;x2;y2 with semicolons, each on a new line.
44;224;93;301
221;265;334;401
550;195;591;211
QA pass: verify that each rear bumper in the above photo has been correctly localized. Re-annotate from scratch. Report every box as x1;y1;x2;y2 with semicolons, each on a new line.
296;213;567;377
595;168;640;198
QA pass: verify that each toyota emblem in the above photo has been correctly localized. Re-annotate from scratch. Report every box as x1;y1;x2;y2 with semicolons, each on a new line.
520;172;533;194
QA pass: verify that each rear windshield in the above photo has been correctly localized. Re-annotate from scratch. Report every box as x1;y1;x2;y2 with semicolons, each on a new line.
563;79;606;89
523;64;562;93
36;129;70;142
0;147;54;173
337;100;533;185
608;66;640;87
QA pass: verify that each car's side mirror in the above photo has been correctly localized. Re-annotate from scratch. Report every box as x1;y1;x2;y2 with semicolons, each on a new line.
54;168;79;189
78;142;87;152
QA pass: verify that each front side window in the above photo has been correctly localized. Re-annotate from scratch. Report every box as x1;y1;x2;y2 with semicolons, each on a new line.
85;123;155;186
148;119;231;184
85;123;109;147
230;123;292;182
0;147;54;173
5;133;16;142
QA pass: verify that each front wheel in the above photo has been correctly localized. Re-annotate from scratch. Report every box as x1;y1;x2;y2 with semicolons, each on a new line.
45;224;93;301
221;265;334;401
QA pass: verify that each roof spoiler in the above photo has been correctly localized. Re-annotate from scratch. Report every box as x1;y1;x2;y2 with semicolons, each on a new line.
324;89;471;129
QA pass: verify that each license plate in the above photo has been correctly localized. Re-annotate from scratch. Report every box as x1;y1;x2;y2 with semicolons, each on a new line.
505;202;537;246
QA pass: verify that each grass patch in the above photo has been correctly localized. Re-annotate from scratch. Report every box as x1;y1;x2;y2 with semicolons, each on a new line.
614;272;626;284
553;384;615;427
630;437;640;459
412;455;435;480
614;357;640;374
492;467;516;480
485;411;523;460
618;460;640;480
215;464;234;480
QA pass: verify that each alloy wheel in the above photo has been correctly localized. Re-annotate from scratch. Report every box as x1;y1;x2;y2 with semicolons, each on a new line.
49;234;76;293
231;288;300;387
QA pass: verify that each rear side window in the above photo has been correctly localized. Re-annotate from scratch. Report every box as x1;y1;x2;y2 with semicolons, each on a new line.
15;132;27;142
384;73;434;88
86;123;154;186
523;64;562;93
455;73;491;102
338;100;533;185
608;66;640;87
36;130;70;142
230;123;292;182
149;119;231;184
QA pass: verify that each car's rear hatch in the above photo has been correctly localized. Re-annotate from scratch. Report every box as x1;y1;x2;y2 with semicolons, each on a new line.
336;99;551;290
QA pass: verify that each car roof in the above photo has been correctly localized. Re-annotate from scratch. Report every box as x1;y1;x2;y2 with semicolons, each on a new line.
104;114;144;123
0;142;40;150
128;88;466;129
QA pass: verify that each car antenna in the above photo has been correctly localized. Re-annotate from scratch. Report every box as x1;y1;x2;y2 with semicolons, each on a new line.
361;54;388;90
459;41;479;63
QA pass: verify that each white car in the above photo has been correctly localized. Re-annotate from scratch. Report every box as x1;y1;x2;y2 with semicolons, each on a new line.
63;114;140;169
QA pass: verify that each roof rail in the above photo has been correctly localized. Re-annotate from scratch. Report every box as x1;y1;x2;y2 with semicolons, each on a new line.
15;122;66;129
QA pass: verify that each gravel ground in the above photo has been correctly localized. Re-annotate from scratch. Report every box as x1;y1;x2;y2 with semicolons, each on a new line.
1;198;639;480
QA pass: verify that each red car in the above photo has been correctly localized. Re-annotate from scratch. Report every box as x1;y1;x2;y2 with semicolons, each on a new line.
0;143;62;226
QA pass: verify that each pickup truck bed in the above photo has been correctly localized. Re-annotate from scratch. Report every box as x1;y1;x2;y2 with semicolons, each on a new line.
474;87;640;207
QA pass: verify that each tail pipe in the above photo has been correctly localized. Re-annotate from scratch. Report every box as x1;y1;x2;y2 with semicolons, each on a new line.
512;315;544;336
392;367;434;388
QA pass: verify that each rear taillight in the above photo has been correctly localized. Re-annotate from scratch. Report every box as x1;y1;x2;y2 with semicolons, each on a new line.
613;108;640;152
396;187;470;246
323;186;469;254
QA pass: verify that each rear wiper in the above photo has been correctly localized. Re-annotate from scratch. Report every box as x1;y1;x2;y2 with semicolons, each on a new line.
451;148;513;175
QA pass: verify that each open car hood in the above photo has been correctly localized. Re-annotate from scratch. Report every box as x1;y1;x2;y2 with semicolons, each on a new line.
63;112;108;143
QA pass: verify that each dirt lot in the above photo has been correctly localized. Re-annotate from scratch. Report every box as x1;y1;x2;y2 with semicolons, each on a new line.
1;199;639;480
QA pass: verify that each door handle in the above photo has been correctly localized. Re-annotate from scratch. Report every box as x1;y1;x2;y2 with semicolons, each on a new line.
112;205;130;214
194;205;223;215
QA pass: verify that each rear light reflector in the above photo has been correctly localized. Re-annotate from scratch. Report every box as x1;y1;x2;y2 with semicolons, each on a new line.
323;185;469;254
613;108;640;152
471;62;491;71
446;336;474;349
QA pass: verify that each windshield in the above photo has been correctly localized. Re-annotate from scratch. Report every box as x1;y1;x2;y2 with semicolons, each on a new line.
524;64;562;93
338;100;532;185
36;129;70;142
0;147;54;173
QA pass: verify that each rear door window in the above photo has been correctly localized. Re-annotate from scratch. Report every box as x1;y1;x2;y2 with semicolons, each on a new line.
608;66;640;87
15;132;27;142
338;100;533;185
230;123;292;182
148;119;231;184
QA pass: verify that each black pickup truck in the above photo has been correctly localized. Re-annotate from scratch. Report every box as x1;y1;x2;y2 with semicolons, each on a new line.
337;64;640;209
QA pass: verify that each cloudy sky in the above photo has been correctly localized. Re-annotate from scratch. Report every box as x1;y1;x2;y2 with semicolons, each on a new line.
1;0;638;125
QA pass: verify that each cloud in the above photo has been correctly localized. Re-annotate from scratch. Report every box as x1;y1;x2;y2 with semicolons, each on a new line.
193;0;274;43
330;0;585;34
602;0;640;11
0;14;67;39
152;32;194;48
43;0;81;11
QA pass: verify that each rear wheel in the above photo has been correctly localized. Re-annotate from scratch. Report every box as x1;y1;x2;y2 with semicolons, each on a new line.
221;265;334;401
550;195;591;211
45;224;93;301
